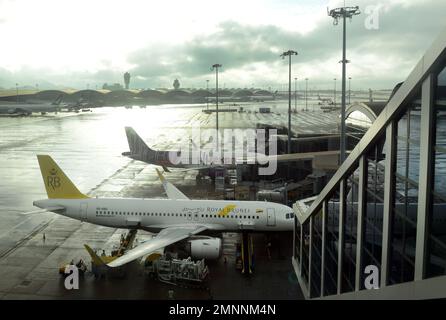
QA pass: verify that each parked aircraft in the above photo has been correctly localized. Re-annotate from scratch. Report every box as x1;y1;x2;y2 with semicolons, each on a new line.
31;155;294;267
0;95;64;115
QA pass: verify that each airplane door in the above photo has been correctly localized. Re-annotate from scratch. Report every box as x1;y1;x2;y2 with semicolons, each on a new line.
79;203;88;221
267;208;276;226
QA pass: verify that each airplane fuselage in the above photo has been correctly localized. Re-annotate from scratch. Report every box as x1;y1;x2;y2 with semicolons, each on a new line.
34;198;294;233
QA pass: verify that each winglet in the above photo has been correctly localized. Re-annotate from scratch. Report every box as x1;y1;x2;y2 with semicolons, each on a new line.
84;244;106;266
156;168;166;183
155;168;189;200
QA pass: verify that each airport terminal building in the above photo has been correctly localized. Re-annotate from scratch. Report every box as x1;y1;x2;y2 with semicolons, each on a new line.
292;27;446;299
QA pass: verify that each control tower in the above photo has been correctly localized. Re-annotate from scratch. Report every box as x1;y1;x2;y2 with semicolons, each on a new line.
124;72;131;90
173;79;180;90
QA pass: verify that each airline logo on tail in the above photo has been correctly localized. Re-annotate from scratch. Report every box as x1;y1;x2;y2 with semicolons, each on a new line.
47;168;61;191
37;155;89;199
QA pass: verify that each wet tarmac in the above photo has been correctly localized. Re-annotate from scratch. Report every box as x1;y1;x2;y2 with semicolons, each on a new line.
0;101;336;299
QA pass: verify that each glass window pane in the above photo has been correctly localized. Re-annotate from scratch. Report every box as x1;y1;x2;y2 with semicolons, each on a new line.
342;167;359;293
389;100;420;285
361;142;385;289
426;64;446;278
323;188;340;296
310;210;323;298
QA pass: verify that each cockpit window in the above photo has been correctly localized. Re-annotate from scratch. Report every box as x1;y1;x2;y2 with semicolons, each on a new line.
286;212;294;219
286;213;290;219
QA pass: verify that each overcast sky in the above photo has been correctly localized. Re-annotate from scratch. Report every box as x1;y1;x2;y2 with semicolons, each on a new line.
0;0;445;90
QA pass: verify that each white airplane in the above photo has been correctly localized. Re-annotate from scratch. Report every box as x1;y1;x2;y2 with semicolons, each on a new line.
32;155;294;267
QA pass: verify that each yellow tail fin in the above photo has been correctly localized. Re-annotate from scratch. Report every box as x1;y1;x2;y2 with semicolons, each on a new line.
37;155;89;199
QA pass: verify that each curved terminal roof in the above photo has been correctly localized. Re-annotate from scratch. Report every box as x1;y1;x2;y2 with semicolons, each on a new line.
346;101;387;130
346;101;387;122
218;89;233;97
35;90;68;99
233;89;253;97
105;90;137;98
71;89;105;99
190;89;212;97
137;89;165;97
253;90;272;96
2;87;275;101
164;89;191;97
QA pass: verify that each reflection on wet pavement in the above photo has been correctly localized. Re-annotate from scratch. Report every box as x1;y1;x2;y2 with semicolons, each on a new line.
0;103;329;299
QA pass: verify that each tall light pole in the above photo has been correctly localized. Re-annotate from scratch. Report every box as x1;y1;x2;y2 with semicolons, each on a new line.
211;64;222;148
280;50;298;154
305;78;309;111
206;79;209;110
294;77;297;113
15;83;19;104
348;77;352;105
333;78;337;106
328;5;361;163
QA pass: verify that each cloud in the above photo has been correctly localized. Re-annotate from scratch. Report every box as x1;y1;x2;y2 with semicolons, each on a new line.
126;0;446;89
0;0;445;90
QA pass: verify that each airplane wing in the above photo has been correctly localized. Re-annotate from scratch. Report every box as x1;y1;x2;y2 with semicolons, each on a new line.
107;225;207;267
156;168;189;200
236;150;341;164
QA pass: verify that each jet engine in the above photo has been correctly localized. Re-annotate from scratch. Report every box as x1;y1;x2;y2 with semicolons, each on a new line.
186;237;222;260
